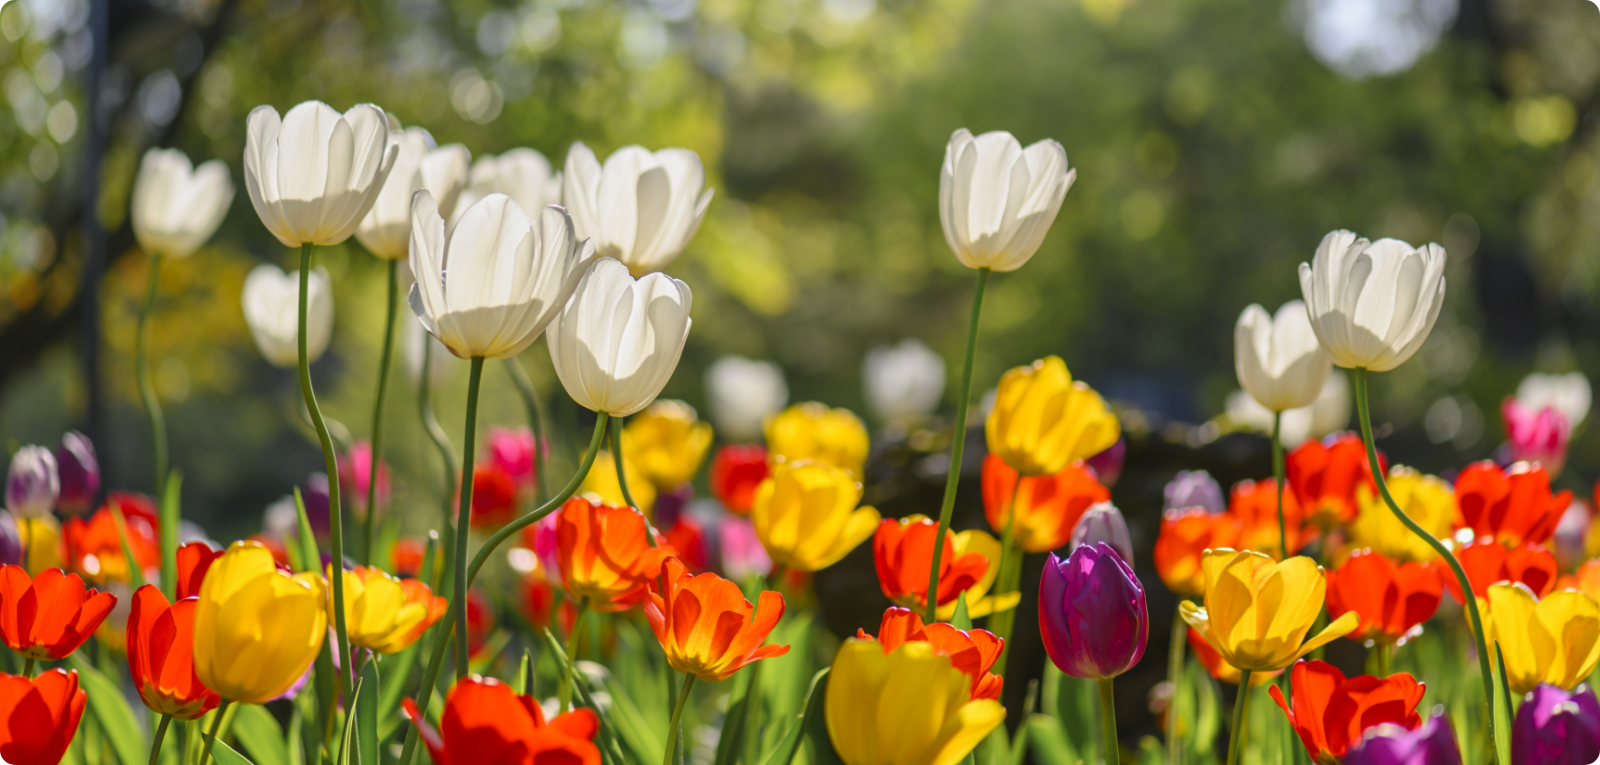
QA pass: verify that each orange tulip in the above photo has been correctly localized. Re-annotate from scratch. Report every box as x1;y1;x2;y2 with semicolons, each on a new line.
855;607;1003;701
872;515;1016;619
1187;627;1279;686
126;585;220;720
1455;461;1569;547
404;676;600;765
643;558;788;681
1444;540;1557;602
1153;508;1242;597
1227;478;1313;559
1324;550;1442;645
1286;434;1383;526
0;566;115;661
391;538;426;578
0;669;85;765
1558;559;1600;602
980;455;1109;553
175;542;221;600
556;497;674;612
1269;660;1426;763
62;493;161;583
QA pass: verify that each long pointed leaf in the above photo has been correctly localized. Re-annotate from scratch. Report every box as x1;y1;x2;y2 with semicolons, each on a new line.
160;470;182;599
542;629;630;765
209;739;257;765
762;668;829;765
358;660;380;765
67;653;144;765
233;704;289;765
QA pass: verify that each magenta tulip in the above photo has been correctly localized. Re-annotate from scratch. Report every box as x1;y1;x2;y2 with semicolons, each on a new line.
1345;711;1461;765
1513;684;1600;765
1040;542;1147;679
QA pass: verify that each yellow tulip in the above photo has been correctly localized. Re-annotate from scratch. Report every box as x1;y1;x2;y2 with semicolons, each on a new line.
765;403;870;477
1486;582;1600;695
985;356;1119;477
15;516;61;575
1180;549;1357;672
328;566;445;654
622;400;714;490
580;450;657;516
194;541;327;703
825;639;1005;765
1349;467;1457;563
751;461;880;572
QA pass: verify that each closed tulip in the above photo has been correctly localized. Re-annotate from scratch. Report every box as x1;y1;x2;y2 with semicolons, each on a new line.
863;340;946;424
622;400;714;490
485;427;540;498
857;607;1003;701
243;101;399;247
455;148;562;224
193;541;327;704
0;670;85;765
1325;551;1442;645
1164;469;1226;514
562;142;713;276
1154;508;1242;597
1502;399;1571;478
825;639;1005;765
1181;549;1358;672
1298;230;1447;372
1070;503;1134;565
873;515;1016;619
467;463;521;531
0;515;19;569
1444;540;1556;602
1351;468;1457;562
938;129;1073;273
0;566;115;660
1040;543;1147;679
1344;712;1462;765
710;444;770;515
175;541;221;600
986;356;1119;477
404;676;600;765
355;126;470;259
132;147;234;260
52;432;98;517
719;517;773;581
556;497;674;612
1486;582;1600;695
644;558;788;681
5;447;57;520
1234;301;1332;413
705;355;788;442
329;566;445;654
764;403;870;477
981;455;1109;553
410;191;594;360
750;461;880;573
1512;684;1600;765
547;257;692;416
1269;660;1426;764
1455;461;1568;548
126;585;220;719
1516;371;1591;429
1287;433;1381;526
242;263;334;368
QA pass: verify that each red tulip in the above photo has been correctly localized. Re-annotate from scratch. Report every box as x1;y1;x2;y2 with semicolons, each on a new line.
404;676;599;765
0;669;85;765
1454;461;1569;547
62;492;160;583
126;585;219;719
1271;660;1426;763
175;542;221;600
467;464;519;531
1325;550;1442;645
1228;478;1314;559
856;606;1003;701
710;444;770;515
0;566;115;660
1443;540;1558;602
1287;434;1383;526
392;538;427;579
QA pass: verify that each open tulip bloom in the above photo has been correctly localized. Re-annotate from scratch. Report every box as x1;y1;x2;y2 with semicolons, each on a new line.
562;142;713;277
243;101;399;248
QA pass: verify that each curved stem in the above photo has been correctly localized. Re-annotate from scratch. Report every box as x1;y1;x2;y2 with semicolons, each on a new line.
1167;602;1186;765
505;358;548;504
1353;368;1498;763
926;267;990;624
147;713;172;765
560;598;589;713
137;253;168;496
1099;677;1120;765
298;244;350;708
1226;670;1252;765
611;416;641;512
199;700;232;765
454;357;486;680
662;674;696;765
364;260;398;565
988;487;1022;674
1272;411;1286;559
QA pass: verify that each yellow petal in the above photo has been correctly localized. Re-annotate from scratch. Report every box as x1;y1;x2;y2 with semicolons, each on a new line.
1289;612;1359;667
1536;590;1600;689
1487;582;1547;696
828;640;890;765
924;700;1006;765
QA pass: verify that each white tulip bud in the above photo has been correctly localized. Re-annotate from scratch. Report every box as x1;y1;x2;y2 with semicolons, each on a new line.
242;263;334;368
705;356;788;442
356;126;470;259
131;148;234;259
454;148;563;227
243;100;400;247
562;142;713;276
1234;301;1332;413
939;129;1074;272
548;258;693;416
863;339;946;424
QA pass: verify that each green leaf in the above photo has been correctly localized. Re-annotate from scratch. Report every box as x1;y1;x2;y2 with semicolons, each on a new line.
66;653;145;765
339;677;363;765
712;677;750;765
952;592;972;631
160;470;182;600
357;660;381;765
294;488;320;576
233;704;289;765
799;668;844;765
762;668;829;765
1006;679;1039;765
109;504;147;591
209;738;258;765
1494;640;1513;765
377;645;419;743
541;628;631;765
1027;715;1076;765
515;648;532;696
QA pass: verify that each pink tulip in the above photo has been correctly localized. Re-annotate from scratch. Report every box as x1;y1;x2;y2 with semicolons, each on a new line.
1502;398;1571;477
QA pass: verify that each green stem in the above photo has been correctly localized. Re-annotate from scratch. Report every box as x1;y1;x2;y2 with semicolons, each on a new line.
560;599;589;713
137;253;168;496
988;487;1023;675
22;658;33;677
743;661;764;765
611;416;641;513
663;674;696;765
1272;411;1286;559
1167;602;1186;765
1226;670;1252;765
926;267;990;624
148;714;172;765
454;357;486;680
198;700;231;765
1099;677;1120;765
1353;368;1498;763
298;244;351;708
364;260;398;565
505;358;548;505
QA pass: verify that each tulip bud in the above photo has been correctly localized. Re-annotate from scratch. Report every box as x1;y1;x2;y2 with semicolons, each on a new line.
1516;371;1591;430
243;101;399;247
1084;436;1125;488
1344;711;1462;765
1501;398;1571;478
241;264;334;368
862;340;945;424
1234;301;1332;413
548;258;693;416
704;355;788;442
194;542;327;703
455;148;562;226
825;639;1005;765
1298;230;1447;372
986;356;1119;477
1163;470;1224;514
719;516;772;581
1511;684;1600;765
355;126;470;260
562;142;714;276
5;446;58;519
1040;543;1147;679
54;432;99;516
1486;582;1600;694
710;444;770;516
1070;502;1133;565
131;148;234;260
622;400;714;491
485;427;540;499
337;441;390;522
0;512;21;567
939;129;1074;273
765;403;870;478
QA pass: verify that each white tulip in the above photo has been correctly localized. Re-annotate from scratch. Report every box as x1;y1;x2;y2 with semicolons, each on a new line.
939;129;1074;272
408;191;593;360
1225;371;1350;448
131;148;235;259
705;356;788;442
862;339;946;424
243;100;400;247
1516;372;1591;429
402;304;457;390
454;148;563;226
355;126;470;259
242;263;334;367
1298;230;1447;372
1234;301;1331;413
562;142;714;276
548;257;693;416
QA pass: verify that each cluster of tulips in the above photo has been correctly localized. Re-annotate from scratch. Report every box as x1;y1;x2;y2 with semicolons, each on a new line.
0;94;1596;765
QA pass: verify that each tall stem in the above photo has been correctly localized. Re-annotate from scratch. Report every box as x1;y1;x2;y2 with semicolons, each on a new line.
137;253;167;496
505;358;548;504
454;357;486;680
1226;671;1252;765
198;700;232;765
926;267;991;623
611;417;641;513
147;713;172;765
1272;411;1286;559
1166;602;1186;765
364;260;399;565
988;487;1022;675
1353;368;1498;763
297;244;350;707
1099;677;1120;765
662;674;696;765
560;599;589;713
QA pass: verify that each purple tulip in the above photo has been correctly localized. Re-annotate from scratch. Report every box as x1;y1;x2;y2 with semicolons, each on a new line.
1513;684;1600;765
1040;542;1147;679
1070;502;1134;565
1164;469;1224;514
5;445;58;519
302;473;331;537
0;511;22;567
1345;711;1462;765
653;484;694;529
54;431;99;516
1085;437;1126;488
1553;500;1592;572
